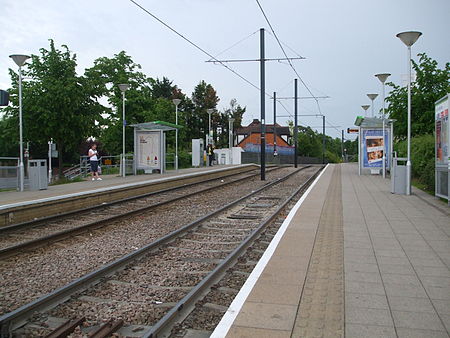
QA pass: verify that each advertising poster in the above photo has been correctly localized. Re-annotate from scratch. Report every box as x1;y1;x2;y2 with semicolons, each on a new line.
435;97;448;165
362;129;390;168
136;131;160;169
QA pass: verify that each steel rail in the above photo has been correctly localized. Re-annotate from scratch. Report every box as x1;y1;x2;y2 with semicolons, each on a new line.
143;166;324;338
0;166;309;337
0;167;282;259
0;166;267;234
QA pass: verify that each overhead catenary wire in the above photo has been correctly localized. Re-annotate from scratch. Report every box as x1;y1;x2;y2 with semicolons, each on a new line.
207;30;259;61
255;0;327;119
129;0;261;93
128;0;295;119
255;0;317;99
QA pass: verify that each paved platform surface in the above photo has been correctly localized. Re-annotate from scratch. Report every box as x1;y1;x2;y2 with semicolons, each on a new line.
0;165;242;207
212;163;450;338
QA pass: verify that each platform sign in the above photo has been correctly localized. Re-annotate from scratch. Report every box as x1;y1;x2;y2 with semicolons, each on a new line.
362;129;390;169
435;96;449;166
435;94;449;202
136;130;161;170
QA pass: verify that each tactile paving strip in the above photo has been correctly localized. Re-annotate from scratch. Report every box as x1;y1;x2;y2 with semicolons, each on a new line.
292;166;344;338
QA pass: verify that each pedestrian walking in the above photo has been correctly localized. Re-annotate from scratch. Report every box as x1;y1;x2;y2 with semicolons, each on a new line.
88;143;102;181
207;143;215;166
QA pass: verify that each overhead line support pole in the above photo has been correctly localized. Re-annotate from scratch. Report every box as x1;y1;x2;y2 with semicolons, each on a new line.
322;115;325;164
273;92;277;156
294;79;298;168
260;28;266;180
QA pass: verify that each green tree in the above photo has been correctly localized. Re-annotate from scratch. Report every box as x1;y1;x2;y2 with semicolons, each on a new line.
150;77;175;99
189;80;220;142
297;127;322;157
386;53;449;139
216;99;246;148
2;40;106;175
85;52;155;154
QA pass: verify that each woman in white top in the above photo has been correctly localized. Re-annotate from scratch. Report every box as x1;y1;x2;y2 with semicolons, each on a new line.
88;144;102;181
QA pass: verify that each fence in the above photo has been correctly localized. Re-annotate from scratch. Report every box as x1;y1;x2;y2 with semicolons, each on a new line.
0;157;19;190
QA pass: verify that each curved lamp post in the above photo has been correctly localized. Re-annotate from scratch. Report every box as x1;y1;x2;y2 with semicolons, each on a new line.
10;54;30;192
367;94;378;117
396;31;422;195
118;84;130;177
172;98;181;171
361;105;370;117
375;73;391;179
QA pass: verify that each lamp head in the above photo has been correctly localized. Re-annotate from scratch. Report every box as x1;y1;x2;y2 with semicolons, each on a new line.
229;118;235;123
361;105;370;111
207;108;214;115
9;54;30;67
367;93;378;101
172;98;181;106
396;31;422;47
375;73;391;83
118;84;130;92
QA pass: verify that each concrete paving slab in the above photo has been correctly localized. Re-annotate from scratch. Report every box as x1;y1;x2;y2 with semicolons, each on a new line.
392;311;447;331
246;281;302;305
345;293;389;309
232;302;297;331
388;296;436;314
346;307;394;326
346;324;396;338
396;328;449;338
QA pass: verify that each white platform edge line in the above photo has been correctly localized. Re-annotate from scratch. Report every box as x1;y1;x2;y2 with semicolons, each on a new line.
0;165;253;210
210;164;330;338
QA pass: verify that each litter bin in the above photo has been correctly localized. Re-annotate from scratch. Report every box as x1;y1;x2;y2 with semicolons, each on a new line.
391;153;407;194
29;160;48;190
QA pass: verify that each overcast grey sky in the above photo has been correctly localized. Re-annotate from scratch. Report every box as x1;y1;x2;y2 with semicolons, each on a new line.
1;0;449;139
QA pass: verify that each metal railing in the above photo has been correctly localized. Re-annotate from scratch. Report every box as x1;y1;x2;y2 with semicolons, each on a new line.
63;155;134;180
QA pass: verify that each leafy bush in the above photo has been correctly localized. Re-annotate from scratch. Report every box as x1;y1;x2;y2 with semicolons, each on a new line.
178;150;192;168
165;149;192;170
396;134;434;191
325;150;342;163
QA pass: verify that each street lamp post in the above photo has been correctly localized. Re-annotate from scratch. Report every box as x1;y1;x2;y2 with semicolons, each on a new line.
172;99;181;171
375;73;391;179
361;105;370;117
10;54;30;192
118;84;130;177
397;31;422;195
367;94;378;117
229;117;235;164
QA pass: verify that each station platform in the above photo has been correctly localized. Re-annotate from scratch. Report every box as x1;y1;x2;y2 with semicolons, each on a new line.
212;163;450;338
0;164;257;226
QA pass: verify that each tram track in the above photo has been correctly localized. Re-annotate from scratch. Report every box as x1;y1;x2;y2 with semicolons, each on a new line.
0;167;281;259
0;166;294;319
0;165;323;337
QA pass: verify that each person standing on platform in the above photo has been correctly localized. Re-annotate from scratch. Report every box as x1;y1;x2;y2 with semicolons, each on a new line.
88;143;102;181
207;143;214;166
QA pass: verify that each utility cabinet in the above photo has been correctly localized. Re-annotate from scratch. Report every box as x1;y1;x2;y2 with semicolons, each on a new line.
192;139;204;167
